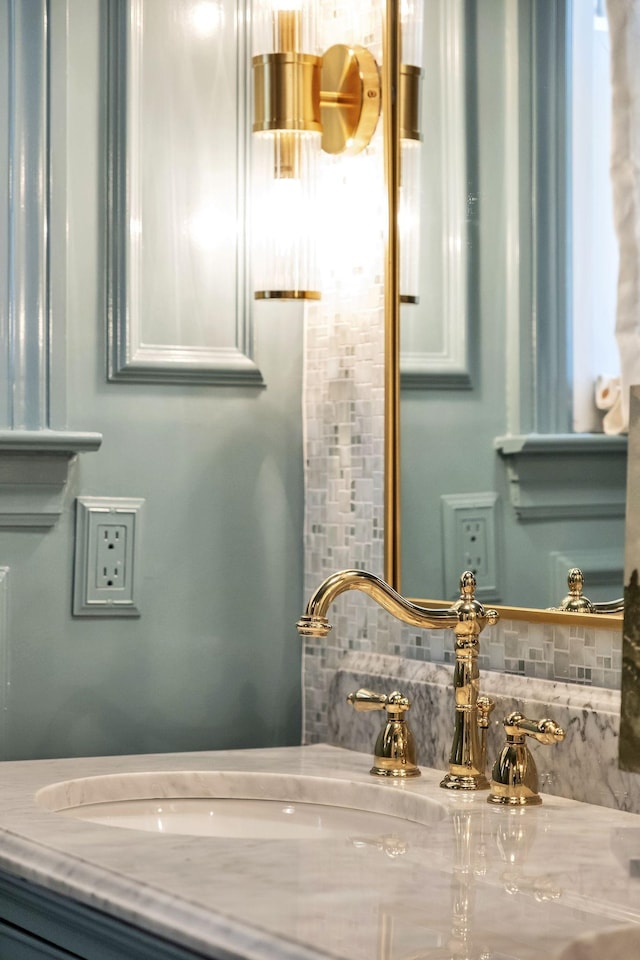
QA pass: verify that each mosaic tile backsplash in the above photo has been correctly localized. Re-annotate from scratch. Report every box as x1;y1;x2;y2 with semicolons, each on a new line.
303;617;622;743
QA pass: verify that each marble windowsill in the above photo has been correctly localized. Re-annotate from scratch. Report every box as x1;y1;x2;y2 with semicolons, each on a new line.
0;744;640;960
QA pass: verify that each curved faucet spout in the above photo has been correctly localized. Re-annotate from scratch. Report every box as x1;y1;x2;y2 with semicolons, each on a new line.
296;569;460;638
298;568;500;791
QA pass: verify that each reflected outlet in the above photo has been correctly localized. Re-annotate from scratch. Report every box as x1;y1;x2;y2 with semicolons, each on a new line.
73;497;144;617
441;492;500;602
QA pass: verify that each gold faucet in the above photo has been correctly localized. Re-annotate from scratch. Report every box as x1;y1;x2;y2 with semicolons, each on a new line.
297;569;499;790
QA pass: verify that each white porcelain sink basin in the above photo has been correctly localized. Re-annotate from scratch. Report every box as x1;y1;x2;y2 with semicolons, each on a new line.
42;797;411;839
35;770;444;840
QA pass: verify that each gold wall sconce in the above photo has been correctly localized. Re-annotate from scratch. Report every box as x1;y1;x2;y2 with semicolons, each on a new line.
251;0;422;302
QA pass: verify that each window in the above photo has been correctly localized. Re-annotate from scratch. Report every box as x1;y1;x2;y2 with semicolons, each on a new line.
571;0;620;432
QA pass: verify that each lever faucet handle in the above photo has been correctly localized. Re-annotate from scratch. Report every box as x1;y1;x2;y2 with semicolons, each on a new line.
347;688;420;778
347;688;410;716
503;712;565;745
488;711;565;806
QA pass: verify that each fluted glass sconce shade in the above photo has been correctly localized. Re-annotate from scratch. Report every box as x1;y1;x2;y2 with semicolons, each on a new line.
252;130;322;300
252;0;323;300
252;0;320;57
251;0;382;301
400;0;423;67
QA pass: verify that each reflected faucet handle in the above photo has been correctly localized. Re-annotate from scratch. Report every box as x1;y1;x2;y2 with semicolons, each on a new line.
347;689;420;778
551;567;623;615
488;711;565;806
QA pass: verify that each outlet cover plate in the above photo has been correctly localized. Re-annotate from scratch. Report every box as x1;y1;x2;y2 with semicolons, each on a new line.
441;492;500;602
73;496;144;617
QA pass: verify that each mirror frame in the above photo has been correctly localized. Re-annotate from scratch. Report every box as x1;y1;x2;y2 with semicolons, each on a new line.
383;0;622;630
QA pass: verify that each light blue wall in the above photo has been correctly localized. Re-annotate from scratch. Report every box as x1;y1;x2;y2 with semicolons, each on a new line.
0;0;304;761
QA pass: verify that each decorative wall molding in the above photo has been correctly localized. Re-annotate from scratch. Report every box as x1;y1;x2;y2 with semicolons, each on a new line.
400;0;471;390
106;0;263;386
0;1;49;430
504;1;571;435
0;433;102;529
0;432;102;454
400;350;472;390
0;4;102;527
495;433;627;521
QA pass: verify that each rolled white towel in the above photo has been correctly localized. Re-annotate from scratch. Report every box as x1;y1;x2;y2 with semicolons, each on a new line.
595;374;621;410
603;393;626;434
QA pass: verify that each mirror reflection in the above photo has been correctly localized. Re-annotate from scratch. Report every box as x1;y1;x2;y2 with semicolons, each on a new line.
400;0;627;610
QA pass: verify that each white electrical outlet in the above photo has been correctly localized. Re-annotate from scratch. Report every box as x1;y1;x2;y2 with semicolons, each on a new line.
461;518;488;576
94;523;128;590
73;497;144;617
441;493;500;602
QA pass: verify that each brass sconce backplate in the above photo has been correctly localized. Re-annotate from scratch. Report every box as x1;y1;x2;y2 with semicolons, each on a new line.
252;44;381;156
320;44;381;155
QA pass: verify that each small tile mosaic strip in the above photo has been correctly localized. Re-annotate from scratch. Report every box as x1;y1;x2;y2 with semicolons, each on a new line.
395;619;622;689
302;120;387;743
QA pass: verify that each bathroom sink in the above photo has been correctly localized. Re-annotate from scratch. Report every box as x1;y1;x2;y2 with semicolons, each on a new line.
35;770;444;839
42;797;411;839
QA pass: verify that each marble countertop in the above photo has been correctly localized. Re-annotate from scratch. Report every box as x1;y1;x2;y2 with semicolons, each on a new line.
0;743;639;960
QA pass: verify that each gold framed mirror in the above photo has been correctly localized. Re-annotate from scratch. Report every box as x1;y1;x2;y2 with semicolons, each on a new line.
384;0;624;630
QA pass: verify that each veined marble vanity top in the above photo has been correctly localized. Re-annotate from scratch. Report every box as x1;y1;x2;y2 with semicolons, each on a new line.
0;744;640;960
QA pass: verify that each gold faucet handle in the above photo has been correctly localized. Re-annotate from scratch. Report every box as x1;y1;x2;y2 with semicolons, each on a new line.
488;711;565;806
347;688;410;716
347;689;420;778
503;712;565;745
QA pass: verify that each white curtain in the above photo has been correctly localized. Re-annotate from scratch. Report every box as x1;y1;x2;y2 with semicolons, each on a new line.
607;0;640;432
